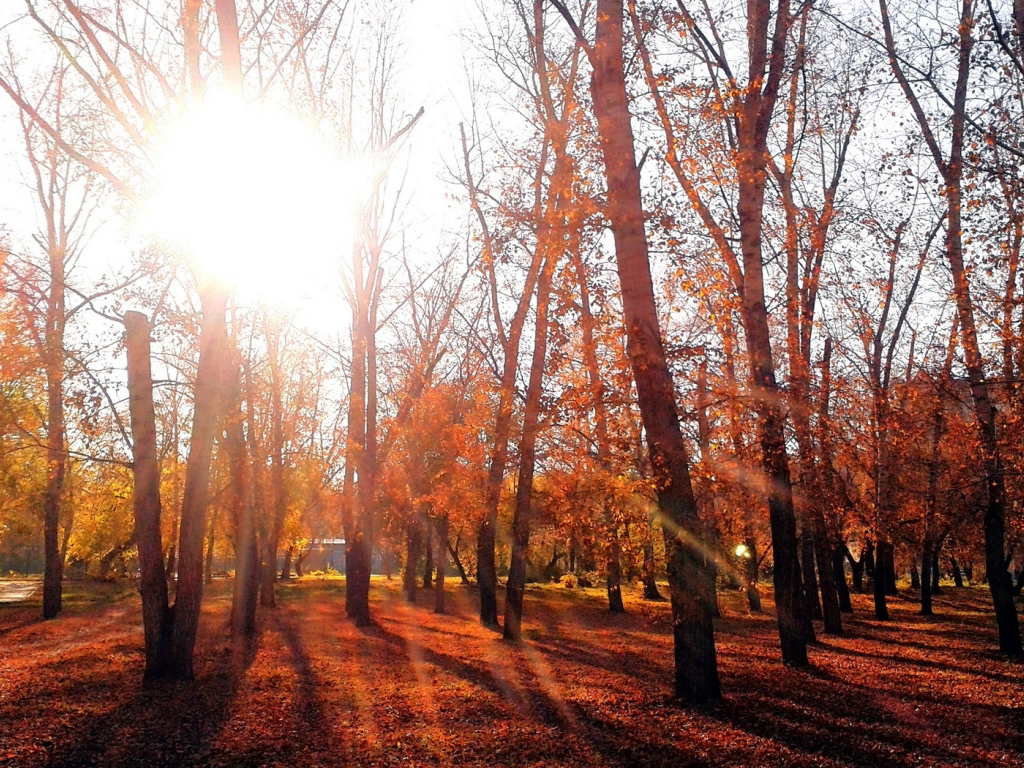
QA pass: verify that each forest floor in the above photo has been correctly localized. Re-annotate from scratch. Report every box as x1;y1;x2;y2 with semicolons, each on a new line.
0;577;1021;767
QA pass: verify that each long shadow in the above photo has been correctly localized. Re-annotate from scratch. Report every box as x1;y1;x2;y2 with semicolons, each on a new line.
42;654;243;767
0;613;40;639
822;639;1024;685
712;660;1024;767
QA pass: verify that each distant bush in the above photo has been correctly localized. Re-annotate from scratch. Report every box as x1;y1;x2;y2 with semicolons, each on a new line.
309;565;342;581
561;573;578;589
577;571;599;588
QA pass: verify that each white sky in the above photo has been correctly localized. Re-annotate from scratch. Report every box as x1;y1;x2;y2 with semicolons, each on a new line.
0;0;477;337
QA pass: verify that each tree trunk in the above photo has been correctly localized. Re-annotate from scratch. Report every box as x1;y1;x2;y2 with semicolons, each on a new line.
505;247;557;641
910;565;921;590
847;545;864;593
167;286;229;680
204;511;217;586
294;548;307;579
461;120;544;630
921;539;934;615
447;539;470;585
125;311;172;682
864;539;876;585
434;516;449;614
404;520;421;602
569;210;623;614
880;0;1022;658
801;529;822;621
833;544;853;612
952;555;964;588
590;0;719;702
874;540;893;620
423;519;434;589
226;367;258;638
642;526;663;600
280;545;294;581
41;242;67;620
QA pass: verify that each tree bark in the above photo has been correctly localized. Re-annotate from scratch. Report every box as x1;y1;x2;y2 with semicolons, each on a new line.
404;519;422;602
124;311;172;682
423;518;434;589
504;245;557;641
42;243;67;620
833;544;853;613
227;363;258;638
280;545;294;581
434;516;449;614
801;530;822;621
167;285;229;680
447;538;470;585
588;0;719;702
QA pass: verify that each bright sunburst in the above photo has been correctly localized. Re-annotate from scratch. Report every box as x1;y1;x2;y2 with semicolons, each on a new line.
144;91;355;307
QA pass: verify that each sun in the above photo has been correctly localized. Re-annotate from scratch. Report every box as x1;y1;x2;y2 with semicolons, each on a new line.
143;91;355;310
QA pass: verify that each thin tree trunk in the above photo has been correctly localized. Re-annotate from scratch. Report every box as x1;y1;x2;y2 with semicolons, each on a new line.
405;519;421;602
833;544;853;612
447;539;470;585
801;530;822;621
880;0;1022;658
204;508;217;586
461;123;544;631
847;545;865;593
435;516;449;614
423;518;434;589
505;247;557;641
569;209;623;614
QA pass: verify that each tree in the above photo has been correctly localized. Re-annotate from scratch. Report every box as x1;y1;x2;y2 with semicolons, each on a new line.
553;0;721;704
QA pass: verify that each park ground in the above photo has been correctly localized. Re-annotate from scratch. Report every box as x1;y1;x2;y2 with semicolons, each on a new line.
0;577;1022;767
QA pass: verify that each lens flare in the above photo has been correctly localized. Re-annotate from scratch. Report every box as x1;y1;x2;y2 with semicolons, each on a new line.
143;90;356;308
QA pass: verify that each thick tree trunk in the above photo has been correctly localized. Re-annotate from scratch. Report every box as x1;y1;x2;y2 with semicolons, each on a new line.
226;372;258;638
952;555;964;588
294;548;307;579
167;286;229;680
590;0;719;702
280;545;294;581
42;247;67;620
125;311;172;682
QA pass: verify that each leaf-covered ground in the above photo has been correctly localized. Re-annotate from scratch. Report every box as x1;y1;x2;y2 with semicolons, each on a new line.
1;578;1021;767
